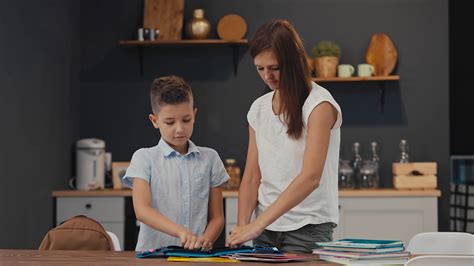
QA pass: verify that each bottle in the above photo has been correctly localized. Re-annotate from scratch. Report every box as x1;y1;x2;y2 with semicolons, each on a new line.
185;9;211;39
370;141;380;187
338;159;355;189
224;158;241;190
351;142;363;188
399;139;410;163
371;142;380;165
358;160;379;189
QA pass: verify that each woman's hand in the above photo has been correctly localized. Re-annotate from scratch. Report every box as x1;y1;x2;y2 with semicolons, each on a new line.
227;222;264;247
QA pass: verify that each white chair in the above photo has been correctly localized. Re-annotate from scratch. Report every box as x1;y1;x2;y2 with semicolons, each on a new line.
106;231;121;251
404;255;474;266
407;232;474;255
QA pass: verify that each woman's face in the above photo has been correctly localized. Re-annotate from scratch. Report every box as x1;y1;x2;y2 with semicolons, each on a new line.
254;50;280;91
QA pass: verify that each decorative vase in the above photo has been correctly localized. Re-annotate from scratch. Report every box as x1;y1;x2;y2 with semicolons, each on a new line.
314;56;339;78
185;9;211;39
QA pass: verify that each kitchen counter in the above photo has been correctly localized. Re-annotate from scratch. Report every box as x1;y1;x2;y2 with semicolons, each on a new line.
52;188;441;249
52;188;441;198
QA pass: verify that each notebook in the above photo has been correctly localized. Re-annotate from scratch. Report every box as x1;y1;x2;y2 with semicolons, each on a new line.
136;245;281;258
227;253;314;262
319;255;408;265
167;256;240;263
317;238;404;249
313;249;410;259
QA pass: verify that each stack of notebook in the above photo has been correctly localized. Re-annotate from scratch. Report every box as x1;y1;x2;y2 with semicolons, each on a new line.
313;238;410;265
136;245;311;263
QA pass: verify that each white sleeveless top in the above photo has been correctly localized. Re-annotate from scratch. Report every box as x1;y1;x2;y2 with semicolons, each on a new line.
247;82;342;231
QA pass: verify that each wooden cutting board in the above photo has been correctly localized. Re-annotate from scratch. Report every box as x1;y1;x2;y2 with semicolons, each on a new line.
217;14;247;40
143;0;184;40
365;33;398;76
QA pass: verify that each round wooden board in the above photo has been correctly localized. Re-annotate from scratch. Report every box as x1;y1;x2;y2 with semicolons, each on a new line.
217;14;247;40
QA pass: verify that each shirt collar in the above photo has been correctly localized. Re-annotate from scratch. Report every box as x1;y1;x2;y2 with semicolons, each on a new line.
158;138;200;157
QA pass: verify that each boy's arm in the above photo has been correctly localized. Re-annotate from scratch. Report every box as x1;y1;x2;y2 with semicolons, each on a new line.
198;187;225;249
132;178;199;248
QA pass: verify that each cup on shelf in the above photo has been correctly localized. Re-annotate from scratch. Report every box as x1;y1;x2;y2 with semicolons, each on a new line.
138;28;160;41
357;63;375;77
338;64;355;78
138;28;145;41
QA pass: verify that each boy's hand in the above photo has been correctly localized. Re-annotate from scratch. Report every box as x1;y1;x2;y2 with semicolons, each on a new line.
195;236;213;251
178;230;198;249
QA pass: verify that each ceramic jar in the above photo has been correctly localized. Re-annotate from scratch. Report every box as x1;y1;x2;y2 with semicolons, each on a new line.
185;9;211;39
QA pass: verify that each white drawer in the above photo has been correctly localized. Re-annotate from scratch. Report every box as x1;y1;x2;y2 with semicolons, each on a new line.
102;222;125;251
225;198;238;223
225;223;236;242
56;197;125;223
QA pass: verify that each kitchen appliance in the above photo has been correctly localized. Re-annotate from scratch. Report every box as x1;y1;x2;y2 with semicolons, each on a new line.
76;138;105;190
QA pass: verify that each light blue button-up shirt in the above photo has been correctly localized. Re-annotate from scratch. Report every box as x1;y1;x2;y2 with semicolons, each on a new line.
123;138;229;251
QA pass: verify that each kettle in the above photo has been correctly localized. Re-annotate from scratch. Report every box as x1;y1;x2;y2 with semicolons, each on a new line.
76;138;105;190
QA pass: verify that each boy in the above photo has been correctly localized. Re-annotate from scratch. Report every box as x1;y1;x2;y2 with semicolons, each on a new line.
122;76;229;251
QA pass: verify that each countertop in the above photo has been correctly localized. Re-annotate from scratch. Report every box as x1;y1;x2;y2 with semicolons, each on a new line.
52;189;441;198
0;249;332;265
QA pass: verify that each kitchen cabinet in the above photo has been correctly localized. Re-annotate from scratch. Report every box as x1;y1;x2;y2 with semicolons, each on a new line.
224;196;254;246
53;190;238;250
225;189;439;246
313;75;400;112
334;190;439;245
55;196;126;250
118;39;249;76
53;189;439;249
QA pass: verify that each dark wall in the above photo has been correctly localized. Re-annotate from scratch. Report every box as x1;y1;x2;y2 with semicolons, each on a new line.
0;0;454;250
450;1;474;155
0;1;80;248
80;0;450;231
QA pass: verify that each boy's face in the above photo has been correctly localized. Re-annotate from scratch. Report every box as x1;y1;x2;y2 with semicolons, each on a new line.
149;101;197;154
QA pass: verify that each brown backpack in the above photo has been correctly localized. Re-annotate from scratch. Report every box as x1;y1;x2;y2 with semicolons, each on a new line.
39;215;113;251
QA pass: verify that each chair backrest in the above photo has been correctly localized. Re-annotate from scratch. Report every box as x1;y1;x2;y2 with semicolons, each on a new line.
404;255;474;266
107;231;121;251
407;232;474;255
39;215;114;251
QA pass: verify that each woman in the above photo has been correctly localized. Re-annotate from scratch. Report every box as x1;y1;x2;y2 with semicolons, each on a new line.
227;20;342;253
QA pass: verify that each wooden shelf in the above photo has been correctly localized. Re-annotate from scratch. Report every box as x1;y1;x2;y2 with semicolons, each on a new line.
119;39;248;76
312;75;400;112
313;75;400;82
119;39;248;46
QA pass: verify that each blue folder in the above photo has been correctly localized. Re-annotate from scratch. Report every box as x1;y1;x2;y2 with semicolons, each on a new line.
136;245;282;258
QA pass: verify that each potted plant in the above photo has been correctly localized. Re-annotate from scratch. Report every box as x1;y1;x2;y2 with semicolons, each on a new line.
312;41;341;78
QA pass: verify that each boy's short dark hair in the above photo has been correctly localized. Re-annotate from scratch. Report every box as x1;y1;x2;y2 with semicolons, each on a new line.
149;75;193;114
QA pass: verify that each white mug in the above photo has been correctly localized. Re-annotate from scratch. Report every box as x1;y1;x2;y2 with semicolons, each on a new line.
338;64;355;77
357;64;375;77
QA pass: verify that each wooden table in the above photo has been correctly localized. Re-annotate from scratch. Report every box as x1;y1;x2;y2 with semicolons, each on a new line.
0;249;336;265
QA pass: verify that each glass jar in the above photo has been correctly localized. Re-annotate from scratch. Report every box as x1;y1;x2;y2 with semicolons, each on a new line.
338;160;355;189
224;158;241;190
357;160;379;189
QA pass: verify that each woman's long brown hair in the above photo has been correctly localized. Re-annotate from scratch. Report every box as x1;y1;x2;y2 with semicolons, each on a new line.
249;20;311;139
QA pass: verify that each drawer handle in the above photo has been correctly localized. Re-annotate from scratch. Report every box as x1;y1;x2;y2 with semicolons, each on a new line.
85;203;92;209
